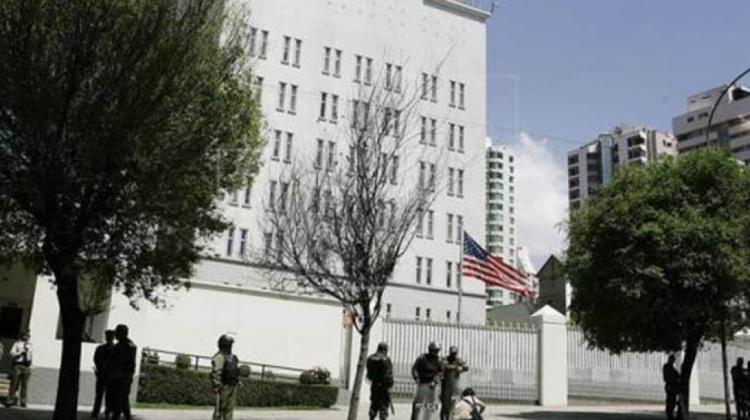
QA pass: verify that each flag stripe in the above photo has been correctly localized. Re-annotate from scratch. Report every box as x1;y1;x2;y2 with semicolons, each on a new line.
462;232;531;296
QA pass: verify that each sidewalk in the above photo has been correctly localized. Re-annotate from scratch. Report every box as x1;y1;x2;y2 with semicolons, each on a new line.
0;404;729;420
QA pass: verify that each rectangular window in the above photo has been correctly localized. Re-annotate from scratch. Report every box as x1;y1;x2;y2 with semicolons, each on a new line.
365;58;373;85
249;27;257;56
253;76;263;102
456;215;463;243
446;262;453;288
260;30;269;59
416;210;424;237
446;311;452;322
279;182;289;213
288;85;298;114
239;229;248;256
426;258;433;285
386;63;393;91
282;36;291;64
263;232;273;258
323;47;331;74
293;39;302;67
416;307;421;320
419;161;426;190
430;119;437;145
319;92;328;120
386;304;392;319
459;83;466;109
429;163;436;192
277;82;286;111
390;155;399;185
285;132;293;163
458;126;465;152
448;168;455;196
334;49;342;77
226;228;235;256
354;55;362;82
243;179;252;207
426;308;432;321
315;139;324;169
450;81;456;107
416;257;422;284
427;210;434;239
269;180;277;209
348;146;355;173
327;141;336;171
421;73;429;99
431;75;438;102
420;117;427;144
449;123;455;150
447;213;454;243
456;262;462;289
395;66;403;93
393;110;401;136
457;170;464;198
331;95;339;122
275;230;284;263
272;129;282;160
230;190;239;205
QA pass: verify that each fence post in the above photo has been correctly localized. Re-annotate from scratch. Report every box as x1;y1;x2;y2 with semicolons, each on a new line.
531;305;568;406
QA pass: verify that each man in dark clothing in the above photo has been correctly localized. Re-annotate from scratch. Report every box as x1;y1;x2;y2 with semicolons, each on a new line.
211;334;240;420
91;330;115;418
410;342;443;420
731;357;745;419
440;346;469;420
110;325;137;420
663;354;682;420
366;342;394;420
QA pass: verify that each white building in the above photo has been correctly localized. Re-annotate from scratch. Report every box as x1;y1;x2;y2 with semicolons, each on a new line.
485;143;520;306
672;84;750;163
567;125;676;210
0;0;494;404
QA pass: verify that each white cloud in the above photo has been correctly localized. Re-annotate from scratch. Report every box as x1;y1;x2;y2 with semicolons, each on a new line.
507;133;568;268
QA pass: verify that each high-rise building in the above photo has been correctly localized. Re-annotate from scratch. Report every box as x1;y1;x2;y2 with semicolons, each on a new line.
567;125;676;209
485;143;518;306
672;84;750;163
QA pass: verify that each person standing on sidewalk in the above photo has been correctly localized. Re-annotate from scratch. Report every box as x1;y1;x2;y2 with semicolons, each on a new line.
440;346;469;420
211;334;240;420
663;354;682;420
366;342;394;420
91;329;115;418
110;325;137;420
6;332;32;408
410;342;443;420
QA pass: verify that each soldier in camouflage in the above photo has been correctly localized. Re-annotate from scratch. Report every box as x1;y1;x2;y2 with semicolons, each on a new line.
367;342;394;420
211;335;240;420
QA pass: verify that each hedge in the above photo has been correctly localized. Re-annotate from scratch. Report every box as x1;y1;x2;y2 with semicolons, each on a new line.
138;364;338;408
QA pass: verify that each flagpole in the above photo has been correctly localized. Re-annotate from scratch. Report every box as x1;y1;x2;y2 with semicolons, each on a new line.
457;233;464;324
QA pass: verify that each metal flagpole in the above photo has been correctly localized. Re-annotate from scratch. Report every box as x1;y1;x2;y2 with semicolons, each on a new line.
457;232;464;324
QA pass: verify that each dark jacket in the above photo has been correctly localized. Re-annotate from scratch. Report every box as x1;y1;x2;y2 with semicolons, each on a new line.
94;343;115;378
412;353;442;384
663;363;680;393
110;339;137;380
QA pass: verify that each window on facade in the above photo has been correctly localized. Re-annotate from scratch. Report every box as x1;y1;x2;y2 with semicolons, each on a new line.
243;179;252;207
390;156;399;185
430;119;437;145
448;168;455;196
288;85;298;114
395;66;403;93
272;130;282;160
239;229;248;257
431;75;438;102
416;209;424;237
421;73;429;100
416;307;421;320
285;132;293;163
456;215;463;243
446;310;452;322
365;57;373;85
419;161;426;190
327;141;336;171
323;47;331;74
450;81;456;107
315;139;324;169
263;232;273;259
426;258;433;285
282;36;291;64
420;117;427;144
457;170;464;197
459;83;466;109
449;123;455;150
458;126;465;152
386;304;392;318
277;82;286;111
334;49;342;77
294;39;302;67
426;308;432;321
386;63;393;91
427;210;434;239
354;55;362;82
279;182;289;214
249;27;258;56
429;163;436;192
260;30;269;59
268;180;277;209
447;213;454;243
253;76;264;102
229;189;239;205
446;261;453;288
331;94;339;122
416;257;423;284
226;228;235;256
319;92;328;120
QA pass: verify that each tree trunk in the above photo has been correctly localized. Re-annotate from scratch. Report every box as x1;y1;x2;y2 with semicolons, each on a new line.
721;322;731;420
52;266;85;420
347;326;371;420
680;336;701;420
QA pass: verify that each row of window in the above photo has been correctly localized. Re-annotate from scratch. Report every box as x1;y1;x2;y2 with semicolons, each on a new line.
383;304;454;323
415;258;462;288
415;212;463;243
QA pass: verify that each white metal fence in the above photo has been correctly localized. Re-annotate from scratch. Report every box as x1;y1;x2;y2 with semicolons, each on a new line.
698;341;750;402
381;319;538;402
567;328;667;402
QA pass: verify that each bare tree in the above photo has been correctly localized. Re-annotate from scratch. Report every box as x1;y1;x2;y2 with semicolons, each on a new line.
263;70;439;420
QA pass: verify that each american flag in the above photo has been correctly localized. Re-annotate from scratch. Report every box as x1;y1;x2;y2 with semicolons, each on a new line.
463;232;531;296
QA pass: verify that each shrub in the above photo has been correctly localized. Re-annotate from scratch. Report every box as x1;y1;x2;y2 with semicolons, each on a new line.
175;354;192;370
299;367;331;385
142;350;160;365
138;364;337;408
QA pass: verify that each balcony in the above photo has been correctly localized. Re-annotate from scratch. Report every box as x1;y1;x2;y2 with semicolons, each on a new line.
426;0;495;19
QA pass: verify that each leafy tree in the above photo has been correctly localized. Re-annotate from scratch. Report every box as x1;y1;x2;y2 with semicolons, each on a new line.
0;0;263;418
567;148;750;418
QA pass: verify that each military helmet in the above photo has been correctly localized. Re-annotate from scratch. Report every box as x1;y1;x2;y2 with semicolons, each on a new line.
377;342;389;352
218;334;235;349
428;342;440;354
449;345;458;354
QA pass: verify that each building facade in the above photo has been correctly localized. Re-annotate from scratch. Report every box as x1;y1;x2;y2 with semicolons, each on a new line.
567;125;676;209
0;0;495;404
485;144;519;306
672;84;750;163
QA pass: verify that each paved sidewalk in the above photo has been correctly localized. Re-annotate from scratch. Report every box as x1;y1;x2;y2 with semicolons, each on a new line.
0;404;731;420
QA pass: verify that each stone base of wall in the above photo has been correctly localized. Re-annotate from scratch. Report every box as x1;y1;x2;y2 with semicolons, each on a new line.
28;368;138;407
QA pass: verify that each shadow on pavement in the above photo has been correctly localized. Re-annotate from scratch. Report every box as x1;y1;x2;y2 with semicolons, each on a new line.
0;407;145;420
499;410;726;420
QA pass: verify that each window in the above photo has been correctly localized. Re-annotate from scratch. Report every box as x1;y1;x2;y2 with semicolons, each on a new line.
319;92;328;120
395;66;403;93
458;126;465;152
277;82;286;111
354;55;362;82
419;161;426;190
416;209;424;237
416;257;423;284
426;258;433;285
315;139;324;169
449;124;455;150
456;215;463;243
420;117;427;144
259;30;269;59
226;228;235;256
429;163;436;191
331;95;339;122
239;229;248;256
446;262;453;288
456;262;462;288
293;39;302;67
431;75;438;102
447;214;454;243
386;304;392;319
365;57;373;85
243;180;252;207
421;73;429;99
416;307;421;321
263;232;273;258
426;308;432;321
446;311;452;322
390;156;399;185
253;76;263;102
386;63;393;91
323;47;331;74
430;119;437;145
279;182;289;213
457;170;464;197
288;85;298;114
272;130;282;160
348;146;356;173
450;81;456;107
459;83;465;109
230;189;239;205
268;180;277;209
275;230;284;263
249;27;257;56
448;168;455;196
334;49;342;77
327;141;336;170
284;132;293;163
282;36;291;64
427;210;434;239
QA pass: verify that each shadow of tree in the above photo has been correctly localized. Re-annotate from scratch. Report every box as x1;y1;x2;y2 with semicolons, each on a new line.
499;410;726;420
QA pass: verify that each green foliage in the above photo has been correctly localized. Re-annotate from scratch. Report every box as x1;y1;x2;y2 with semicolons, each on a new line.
239;364;251;378
138;365;338;408
143;351;160;366
174;354;192;370
299;367;331;385
567;148;750;354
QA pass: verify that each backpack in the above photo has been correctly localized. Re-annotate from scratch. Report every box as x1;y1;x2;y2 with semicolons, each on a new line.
221;354;240;386
463;396;483;420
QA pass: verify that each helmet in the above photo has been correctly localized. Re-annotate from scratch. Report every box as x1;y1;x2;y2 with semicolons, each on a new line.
428;342;440;354
218;334;235;350
377;342;389;353
449;346;458;355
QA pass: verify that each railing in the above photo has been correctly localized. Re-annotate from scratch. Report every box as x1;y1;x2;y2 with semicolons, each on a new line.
141;347;311;383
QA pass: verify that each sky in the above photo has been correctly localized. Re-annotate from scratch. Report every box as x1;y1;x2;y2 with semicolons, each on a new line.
486;0;750;267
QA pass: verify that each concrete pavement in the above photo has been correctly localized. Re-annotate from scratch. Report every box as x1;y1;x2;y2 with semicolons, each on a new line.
0;404;731;420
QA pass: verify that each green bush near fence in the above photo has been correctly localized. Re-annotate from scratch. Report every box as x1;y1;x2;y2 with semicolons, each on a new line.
137;364;338;408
